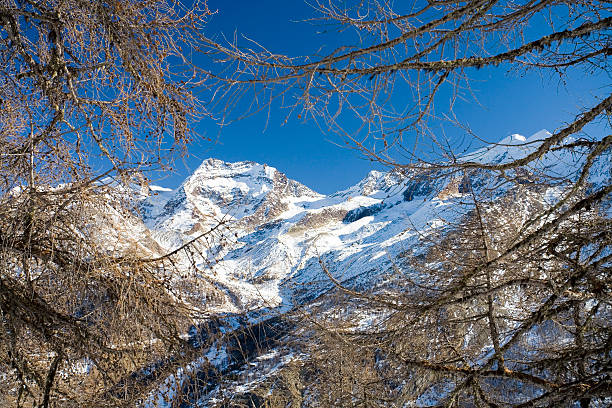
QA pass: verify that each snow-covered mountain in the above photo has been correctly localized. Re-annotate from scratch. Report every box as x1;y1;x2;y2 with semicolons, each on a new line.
129;128;612;317
136;158;442;313
128;129;611;407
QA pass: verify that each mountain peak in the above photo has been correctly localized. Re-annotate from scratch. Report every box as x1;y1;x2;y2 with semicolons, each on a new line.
499;133;527;144
192;158;276;179
497;129;550;146
141;157;321;236
527;129;552;142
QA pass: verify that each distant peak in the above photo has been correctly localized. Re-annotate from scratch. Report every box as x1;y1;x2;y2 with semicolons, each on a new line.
365;170;384;179
203;157;224;165
497;130;551;146
198;157;258;169
192;158;275;178
498;133;527;145
528;129;552;141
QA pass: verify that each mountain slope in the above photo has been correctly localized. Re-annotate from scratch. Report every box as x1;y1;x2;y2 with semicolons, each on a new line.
131;129;612;407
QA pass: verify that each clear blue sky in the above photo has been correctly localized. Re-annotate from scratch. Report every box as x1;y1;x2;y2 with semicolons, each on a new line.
153;0;610;195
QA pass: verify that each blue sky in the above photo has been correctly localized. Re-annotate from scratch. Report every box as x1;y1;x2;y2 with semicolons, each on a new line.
153;1;610;194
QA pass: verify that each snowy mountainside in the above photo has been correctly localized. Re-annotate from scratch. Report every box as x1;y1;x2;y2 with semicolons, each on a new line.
139;158;320;251
130;129;611;406
138;160;449;313
130;129;610;316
